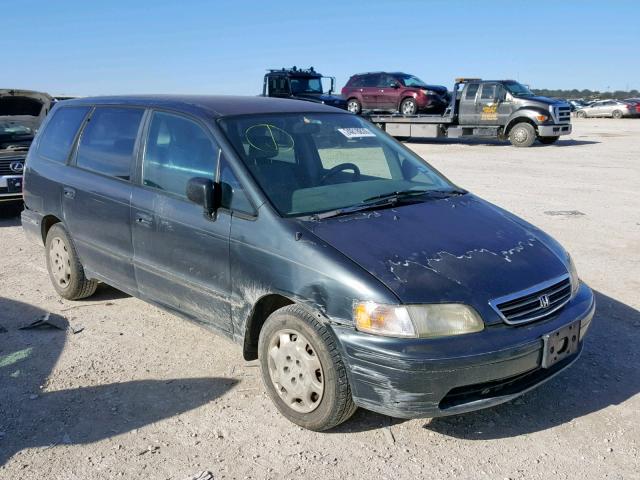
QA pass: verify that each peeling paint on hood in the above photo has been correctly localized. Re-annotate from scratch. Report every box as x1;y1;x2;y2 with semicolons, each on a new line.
299;194;568;322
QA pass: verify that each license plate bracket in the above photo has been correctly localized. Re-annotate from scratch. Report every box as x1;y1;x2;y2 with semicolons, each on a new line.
7;177;22;193
541;320;580;368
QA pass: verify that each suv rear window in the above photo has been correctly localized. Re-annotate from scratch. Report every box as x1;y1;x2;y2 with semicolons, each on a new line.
75;107;144;180
37;106;90;163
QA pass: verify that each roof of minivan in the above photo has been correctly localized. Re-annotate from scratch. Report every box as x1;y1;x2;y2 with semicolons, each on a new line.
59;95;341;117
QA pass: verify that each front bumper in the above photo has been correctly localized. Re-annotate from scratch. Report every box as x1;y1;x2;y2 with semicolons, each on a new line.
333;283;594;419
538;123;572;136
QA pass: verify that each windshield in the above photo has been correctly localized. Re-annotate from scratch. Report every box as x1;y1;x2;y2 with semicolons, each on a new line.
503;81;535;97
290;77;323;94
0;120;34;136
397;74;428;88
218;113;455;217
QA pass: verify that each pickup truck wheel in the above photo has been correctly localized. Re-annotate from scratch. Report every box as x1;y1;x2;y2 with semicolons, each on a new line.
508;122;536;147
576;111;587;118
258;304;357;431
45;223;98;300
400;98;417;115
538;136;559;145
346;98;361;114
612;110;623;119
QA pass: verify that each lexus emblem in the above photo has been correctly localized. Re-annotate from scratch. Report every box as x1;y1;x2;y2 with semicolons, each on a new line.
539;294;551;308
9;161;24;173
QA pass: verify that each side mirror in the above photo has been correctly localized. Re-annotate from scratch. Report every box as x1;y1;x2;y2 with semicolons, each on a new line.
186;177;218;215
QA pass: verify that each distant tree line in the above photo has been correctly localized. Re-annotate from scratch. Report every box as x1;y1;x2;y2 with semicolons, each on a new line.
531;88;639;100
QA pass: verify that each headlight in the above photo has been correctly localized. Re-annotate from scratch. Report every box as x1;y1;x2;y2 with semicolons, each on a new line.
567;253;580;297
354;302;484;338
422;89;437;95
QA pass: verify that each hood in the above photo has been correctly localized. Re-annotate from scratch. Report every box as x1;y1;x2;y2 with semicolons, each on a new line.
517;95;569;107
299;194;568;322
0;89;52;149
292;92;348;109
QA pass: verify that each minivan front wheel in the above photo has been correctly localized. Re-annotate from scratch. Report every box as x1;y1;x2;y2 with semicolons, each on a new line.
45;223;98;300
258;304;357;431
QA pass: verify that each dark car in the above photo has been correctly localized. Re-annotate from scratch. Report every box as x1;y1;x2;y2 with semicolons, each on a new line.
263;67;347;110
22;95;595;431
0;89;53;215
341;72;449;115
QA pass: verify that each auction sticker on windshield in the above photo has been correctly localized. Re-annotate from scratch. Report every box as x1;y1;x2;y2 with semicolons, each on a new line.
337;128;376;139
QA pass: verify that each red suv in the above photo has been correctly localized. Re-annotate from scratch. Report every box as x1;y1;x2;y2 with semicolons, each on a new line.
341;72;449;115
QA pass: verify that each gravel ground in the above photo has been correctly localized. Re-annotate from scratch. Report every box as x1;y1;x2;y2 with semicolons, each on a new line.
0;118;638;479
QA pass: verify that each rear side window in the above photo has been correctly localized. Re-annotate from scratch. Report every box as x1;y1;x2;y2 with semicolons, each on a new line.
76;107;144;180
465;84;480;100
142;111;217;199
480;84;497;100
37;106;90;163
362;74;380;87
347;76;364;88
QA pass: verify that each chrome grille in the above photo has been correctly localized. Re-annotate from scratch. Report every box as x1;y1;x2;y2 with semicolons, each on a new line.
0;154;26;176
555;106;571;124
490;274;572;325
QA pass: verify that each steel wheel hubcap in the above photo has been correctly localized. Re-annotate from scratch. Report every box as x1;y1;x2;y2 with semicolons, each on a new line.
267;329;324;413
49;236;72;289
514;128;528;142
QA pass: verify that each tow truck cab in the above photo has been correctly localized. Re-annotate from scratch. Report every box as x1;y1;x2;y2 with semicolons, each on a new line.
263;67;347;110
370;79;572;147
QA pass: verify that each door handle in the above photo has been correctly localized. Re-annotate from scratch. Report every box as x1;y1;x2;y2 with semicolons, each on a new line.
63;187;76;199
135;212;153;227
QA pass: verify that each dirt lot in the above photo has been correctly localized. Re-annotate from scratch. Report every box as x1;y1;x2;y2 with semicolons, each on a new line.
1;118;638;479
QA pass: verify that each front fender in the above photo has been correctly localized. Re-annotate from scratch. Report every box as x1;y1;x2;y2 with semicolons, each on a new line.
505;107;550;132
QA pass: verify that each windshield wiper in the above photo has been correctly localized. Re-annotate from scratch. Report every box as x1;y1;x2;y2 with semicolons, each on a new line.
363;188;465;203
304;188;466;221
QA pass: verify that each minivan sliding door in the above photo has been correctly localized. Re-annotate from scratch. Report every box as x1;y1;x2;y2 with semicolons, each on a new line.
64;106;145;294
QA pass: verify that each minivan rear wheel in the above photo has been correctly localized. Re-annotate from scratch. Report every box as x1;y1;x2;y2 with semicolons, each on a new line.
45;223;98;300
258;304;357;431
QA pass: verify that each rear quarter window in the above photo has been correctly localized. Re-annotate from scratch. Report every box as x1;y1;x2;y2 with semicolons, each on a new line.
75;107;144;180
37;106;90;163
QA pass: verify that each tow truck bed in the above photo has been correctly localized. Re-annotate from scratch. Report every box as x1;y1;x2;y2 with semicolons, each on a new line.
366;113;455;124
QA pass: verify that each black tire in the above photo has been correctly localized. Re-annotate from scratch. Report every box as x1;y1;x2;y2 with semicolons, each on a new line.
45;223;98;300
576;111;587;118
508;122;537;147
538;136;560;145
346;98;362;115
399;98;417;115
258;304;357;431
612;110;623;119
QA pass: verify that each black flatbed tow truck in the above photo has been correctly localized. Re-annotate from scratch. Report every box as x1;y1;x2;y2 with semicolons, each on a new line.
367;78;572;147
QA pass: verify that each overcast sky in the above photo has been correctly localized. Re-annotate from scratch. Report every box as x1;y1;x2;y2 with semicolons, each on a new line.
4;0;639;96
